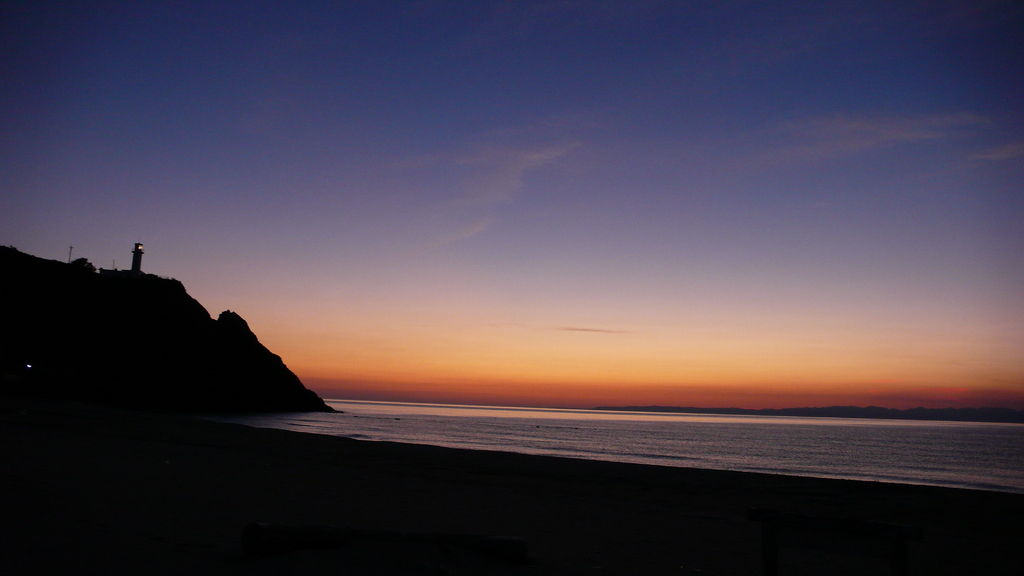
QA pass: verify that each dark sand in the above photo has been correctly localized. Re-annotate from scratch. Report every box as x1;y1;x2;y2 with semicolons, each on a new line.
2;398;1022;575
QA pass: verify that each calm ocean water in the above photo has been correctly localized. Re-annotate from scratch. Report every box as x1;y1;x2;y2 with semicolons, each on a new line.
209;400;1024;494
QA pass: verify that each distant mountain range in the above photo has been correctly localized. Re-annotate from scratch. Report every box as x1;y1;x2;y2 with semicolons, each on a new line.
592;405;1024;424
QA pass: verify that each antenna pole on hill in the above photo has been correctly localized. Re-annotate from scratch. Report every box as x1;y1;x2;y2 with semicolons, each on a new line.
67;246;73;263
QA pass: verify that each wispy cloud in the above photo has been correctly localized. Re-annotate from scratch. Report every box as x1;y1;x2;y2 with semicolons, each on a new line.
397;117;584;253
422;217;490;252
453;140;582;204
779;113;987;152
971;142;1024;161
738;113;990;167
556;326;631;334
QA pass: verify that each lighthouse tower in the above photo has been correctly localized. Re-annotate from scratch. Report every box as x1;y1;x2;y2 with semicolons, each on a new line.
130;243;144;274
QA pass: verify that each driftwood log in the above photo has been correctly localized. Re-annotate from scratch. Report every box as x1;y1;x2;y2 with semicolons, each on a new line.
242;522;529;564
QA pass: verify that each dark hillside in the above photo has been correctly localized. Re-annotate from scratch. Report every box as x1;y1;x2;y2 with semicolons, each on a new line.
0;246;331;412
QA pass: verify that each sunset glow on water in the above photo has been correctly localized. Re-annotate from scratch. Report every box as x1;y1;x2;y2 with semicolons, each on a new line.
211;401;1024;494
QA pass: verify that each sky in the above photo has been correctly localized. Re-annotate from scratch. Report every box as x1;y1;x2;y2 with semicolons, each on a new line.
2;0;1023;409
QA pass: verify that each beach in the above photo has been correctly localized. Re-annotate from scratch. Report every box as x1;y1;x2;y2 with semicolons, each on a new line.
2;397;1022;575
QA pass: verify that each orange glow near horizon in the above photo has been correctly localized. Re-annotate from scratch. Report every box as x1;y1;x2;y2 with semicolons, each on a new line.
302;377;1024;411
217;281;1024;411
240;296;1024;410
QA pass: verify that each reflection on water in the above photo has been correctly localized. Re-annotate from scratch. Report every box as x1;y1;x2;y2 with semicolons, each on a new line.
208;399;1024;494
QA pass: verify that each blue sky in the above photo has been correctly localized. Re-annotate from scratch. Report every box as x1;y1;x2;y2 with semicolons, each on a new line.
3;1;1022;407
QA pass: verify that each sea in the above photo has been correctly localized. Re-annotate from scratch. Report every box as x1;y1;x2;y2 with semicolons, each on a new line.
208;399;1024;494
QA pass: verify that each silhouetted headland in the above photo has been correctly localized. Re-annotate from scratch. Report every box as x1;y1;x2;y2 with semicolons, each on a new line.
592;405;1024;424
0;245;331;413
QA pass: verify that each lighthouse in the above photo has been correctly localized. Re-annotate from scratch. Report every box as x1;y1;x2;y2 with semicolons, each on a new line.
98;242;147;277
130;243;144;274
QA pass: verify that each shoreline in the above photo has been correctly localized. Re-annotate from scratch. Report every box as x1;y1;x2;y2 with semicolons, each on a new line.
227;399;1024;495
3;397;1022;575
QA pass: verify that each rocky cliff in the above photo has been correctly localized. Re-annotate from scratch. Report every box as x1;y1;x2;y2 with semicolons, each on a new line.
0;246;331;412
